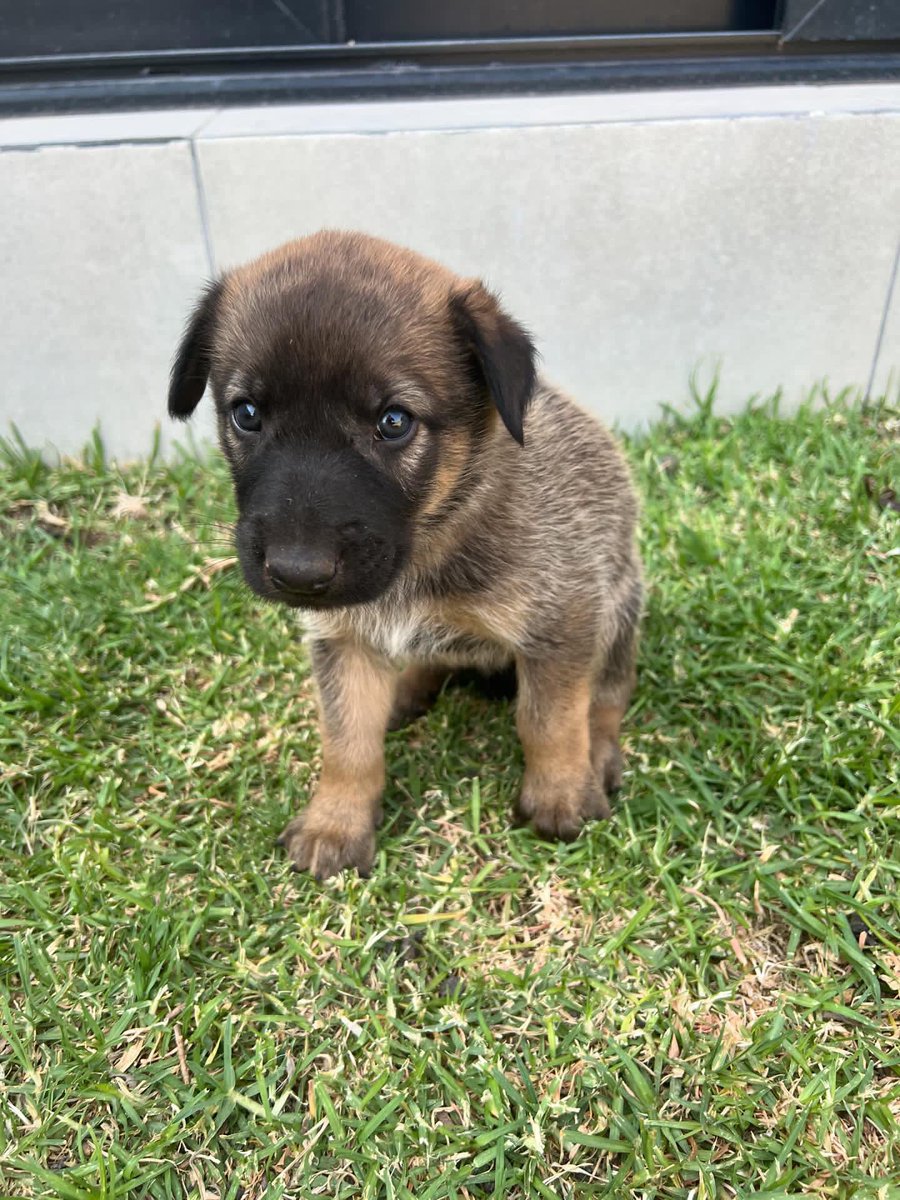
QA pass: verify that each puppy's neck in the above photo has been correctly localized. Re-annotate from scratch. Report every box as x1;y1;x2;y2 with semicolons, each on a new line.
406;413;523;585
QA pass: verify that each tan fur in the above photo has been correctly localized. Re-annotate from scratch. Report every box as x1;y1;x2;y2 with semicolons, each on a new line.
278;639;395;879
418;428;472;523
437;590;532;652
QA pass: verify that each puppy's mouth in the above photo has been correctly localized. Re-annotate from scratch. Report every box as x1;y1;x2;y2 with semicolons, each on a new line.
237;533;406;611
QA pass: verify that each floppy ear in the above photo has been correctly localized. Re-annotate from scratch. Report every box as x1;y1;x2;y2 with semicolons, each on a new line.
450;282;537;446
168;279;224;419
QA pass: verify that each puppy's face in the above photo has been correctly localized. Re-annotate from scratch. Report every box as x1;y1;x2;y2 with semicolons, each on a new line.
168;232;535;610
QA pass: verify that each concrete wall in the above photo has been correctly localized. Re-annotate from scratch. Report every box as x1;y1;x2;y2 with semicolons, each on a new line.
1;85;898;460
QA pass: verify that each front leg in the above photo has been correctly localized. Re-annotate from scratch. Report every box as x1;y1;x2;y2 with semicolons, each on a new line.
279;637;396;880
515;656;610;841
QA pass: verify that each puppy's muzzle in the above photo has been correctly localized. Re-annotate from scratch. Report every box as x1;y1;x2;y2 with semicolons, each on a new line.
264;546;337;600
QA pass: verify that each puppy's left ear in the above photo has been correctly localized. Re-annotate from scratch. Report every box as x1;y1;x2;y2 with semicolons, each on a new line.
168;279;224;419
450;282;537;446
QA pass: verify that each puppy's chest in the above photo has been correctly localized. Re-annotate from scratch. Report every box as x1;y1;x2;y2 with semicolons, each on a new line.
311;598;516;668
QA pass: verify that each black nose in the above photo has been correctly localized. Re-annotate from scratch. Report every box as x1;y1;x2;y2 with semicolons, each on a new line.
265;548;337;597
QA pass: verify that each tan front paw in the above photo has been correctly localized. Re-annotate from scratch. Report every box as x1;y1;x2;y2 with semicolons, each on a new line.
516;771;610;841
278;809;376;880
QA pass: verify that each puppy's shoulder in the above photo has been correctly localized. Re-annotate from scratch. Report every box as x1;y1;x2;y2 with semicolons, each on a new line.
528;375;606;428
525;378;634;487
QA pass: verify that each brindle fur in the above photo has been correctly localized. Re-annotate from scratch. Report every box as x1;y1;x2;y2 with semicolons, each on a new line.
169;230;642;880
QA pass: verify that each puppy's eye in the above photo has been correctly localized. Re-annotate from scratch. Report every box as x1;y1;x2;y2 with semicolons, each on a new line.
376;407;415;443
231;400;262;434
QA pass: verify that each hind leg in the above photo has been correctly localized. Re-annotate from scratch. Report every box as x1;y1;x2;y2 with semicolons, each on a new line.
591;574;642;796
387;664;450;730
590;698;628;795
514;656;609;839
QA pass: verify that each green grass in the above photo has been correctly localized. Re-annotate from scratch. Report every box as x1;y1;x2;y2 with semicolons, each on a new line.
1;390;898;1199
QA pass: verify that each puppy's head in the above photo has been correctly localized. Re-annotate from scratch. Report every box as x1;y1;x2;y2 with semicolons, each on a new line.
168;231;535;609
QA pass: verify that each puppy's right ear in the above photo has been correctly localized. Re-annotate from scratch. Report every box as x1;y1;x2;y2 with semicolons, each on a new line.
168;280;224;419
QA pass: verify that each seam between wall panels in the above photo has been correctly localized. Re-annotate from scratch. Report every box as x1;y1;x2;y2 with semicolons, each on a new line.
189;137;216;278
865;233;900;401
188;108;223;140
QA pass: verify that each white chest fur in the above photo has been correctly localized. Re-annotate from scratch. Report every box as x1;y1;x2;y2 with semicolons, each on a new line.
303;595;517;670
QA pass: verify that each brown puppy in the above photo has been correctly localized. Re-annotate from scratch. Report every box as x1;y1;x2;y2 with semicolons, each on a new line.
169;231;642;880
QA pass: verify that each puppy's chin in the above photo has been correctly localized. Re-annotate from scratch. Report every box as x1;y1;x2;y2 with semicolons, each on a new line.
261;580;391;611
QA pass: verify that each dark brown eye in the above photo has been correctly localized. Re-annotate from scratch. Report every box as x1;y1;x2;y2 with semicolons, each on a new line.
376;407;415;443
231;400;262;434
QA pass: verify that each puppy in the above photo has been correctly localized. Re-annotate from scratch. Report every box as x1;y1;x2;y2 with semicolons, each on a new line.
168;231;642;880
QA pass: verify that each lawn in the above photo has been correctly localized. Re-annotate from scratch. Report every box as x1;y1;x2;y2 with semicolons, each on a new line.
0;391;898;1199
